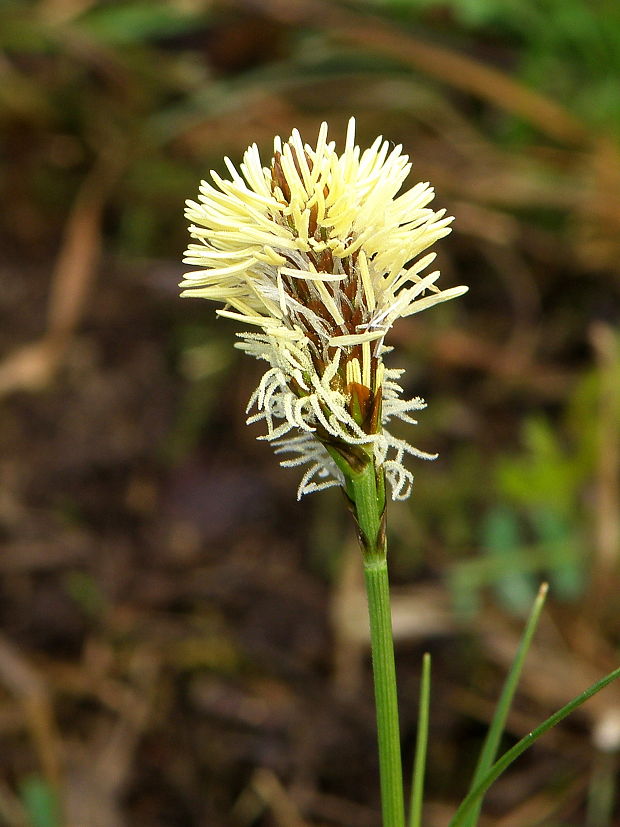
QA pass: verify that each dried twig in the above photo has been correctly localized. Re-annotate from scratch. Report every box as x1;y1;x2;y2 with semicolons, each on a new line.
0;635;62;792
0;155;119;396
250;768;309;827
64;648;160;827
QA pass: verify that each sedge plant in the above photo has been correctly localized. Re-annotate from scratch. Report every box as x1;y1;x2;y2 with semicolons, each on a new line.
180;119;620;825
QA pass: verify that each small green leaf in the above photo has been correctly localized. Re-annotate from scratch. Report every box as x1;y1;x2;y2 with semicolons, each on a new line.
530;509;584;599
482;506;536;614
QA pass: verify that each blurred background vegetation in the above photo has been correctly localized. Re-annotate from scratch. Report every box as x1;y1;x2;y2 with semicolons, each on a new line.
0;0;619;825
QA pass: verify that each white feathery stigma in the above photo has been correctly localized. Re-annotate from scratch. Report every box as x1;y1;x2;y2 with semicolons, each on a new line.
181;118;468;499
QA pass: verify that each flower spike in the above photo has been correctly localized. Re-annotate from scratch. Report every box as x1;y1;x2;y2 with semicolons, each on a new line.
181;118;467;499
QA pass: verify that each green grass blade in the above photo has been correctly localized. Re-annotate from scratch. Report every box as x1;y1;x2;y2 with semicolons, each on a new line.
460;582;548;827
586;752;617;827
19;776;61;827
408;653;431;827
449;664;620;827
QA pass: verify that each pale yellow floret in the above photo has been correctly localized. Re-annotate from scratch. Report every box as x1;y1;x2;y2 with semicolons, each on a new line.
280;151;307;203
306;183;327;227
387;252;437;290
291;205;310;242
357;251;376;312
254;247;288;266
278;266;344;283
239;146;269;194
257;325;305;342
322;174;345;214
307;123;328;182
217;309;273;325
362;340;372;389
328;329;385;347
346;358;362;386
182;244;253;263
401;285;469;317
396;270;442;305
243;274;284;320
325;205;358;239
181;259;256;281
315;280;345;326
213;227;296;249
333;229;371;258
289;129;312;185
182;285;249;300
208;177;280;212
223;156;245;184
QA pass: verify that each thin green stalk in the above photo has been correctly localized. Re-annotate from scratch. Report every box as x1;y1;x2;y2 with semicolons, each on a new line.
364;559;405;827
409;653;431;827
348;458;405;827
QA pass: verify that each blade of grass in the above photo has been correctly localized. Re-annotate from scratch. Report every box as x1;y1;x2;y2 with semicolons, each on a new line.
19;776;61;827
586;751;617;827
460;582;548;827
408;653;431;827
449;664;620;827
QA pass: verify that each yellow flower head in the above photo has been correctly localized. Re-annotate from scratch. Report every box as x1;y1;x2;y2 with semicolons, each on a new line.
181;118;467;499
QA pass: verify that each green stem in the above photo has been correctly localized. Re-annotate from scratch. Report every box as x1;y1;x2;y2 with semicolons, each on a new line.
364;559;405;827
347;458;405;827
350;460;385;561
